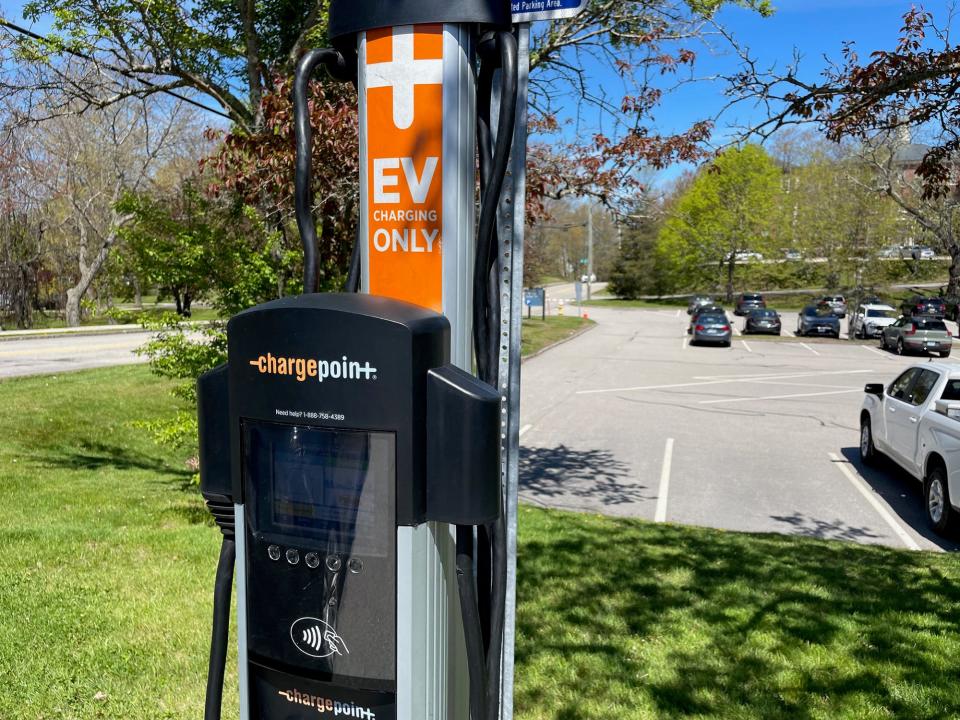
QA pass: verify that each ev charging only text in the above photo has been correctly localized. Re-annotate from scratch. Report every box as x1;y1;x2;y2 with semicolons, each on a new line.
371;156;440;254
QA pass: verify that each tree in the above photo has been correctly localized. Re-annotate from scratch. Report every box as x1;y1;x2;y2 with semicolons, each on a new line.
17;95;198;325
608;210;677;298
727;6;960;201
658;144;781;300
118;179;225;316
774;138;903;290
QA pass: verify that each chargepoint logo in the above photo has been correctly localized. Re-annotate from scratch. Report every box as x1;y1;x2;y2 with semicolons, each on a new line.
249;353;378;383
276;688;375;718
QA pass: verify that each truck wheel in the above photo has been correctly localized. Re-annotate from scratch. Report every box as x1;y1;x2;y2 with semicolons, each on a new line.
942;349;952;358
860;418;878;466
925;466;956;535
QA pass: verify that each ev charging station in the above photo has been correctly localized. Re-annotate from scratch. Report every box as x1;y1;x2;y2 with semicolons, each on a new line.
196;1;583;719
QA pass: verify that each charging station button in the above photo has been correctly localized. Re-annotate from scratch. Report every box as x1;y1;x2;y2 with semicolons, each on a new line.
304;552;320;569
286;548;300;565
268;545;281;562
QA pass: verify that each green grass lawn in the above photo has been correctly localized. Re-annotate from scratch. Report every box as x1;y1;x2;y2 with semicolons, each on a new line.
522;316;594;356
3;367;960;718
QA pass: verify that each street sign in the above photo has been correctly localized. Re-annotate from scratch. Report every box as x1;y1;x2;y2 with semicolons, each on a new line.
523;287;546;319
511;0;587;23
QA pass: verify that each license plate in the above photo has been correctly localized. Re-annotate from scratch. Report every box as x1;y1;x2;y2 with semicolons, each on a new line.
926;341;937;347
818;327;830;333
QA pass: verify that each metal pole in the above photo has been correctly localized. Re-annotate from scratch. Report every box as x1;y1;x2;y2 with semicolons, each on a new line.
587;206;593;301
498;21;529;720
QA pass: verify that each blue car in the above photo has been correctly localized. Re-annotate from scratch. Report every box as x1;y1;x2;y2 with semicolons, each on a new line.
797;305;840;338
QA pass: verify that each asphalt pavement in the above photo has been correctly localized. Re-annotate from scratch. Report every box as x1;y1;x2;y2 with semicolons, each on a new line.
0;332;152;378
520;305;960;552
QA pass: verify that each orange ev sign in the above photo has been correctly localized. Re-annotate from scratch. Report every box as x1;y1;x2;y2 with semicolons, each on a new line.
364;24;444;312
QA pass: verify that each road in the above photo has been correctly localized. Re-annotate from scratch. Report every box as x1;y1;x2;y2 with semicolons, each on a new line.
520;305;960;552
0;332;152;378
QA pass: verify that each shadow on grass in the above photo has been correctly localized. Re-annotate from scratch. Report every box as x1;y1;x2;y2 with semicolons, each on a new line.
163;501;216;526
519;444;650;508
516;508;960;718
35;440;193;482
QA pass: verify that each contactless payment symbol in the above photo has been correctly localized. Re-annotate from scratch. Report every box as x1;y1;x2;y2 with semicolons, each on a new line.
290;617;349;658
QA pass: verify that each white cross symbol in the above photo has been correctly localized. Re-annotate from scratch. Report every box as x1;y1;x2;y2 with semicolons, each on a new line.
367;25;443;131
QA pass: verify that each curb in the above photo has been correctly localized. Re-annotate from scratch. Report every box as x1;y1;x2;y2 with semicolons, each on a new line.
0;320;213;342
522;320;597;363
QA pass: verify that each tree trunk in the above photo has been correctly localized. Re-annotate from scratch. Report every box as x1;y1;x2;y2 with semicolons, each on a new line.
948;246;960;297
133;276;142;308
182;292;193;318
725;260;735;303
65;286;83;327
65;234;117;327
173;290;184;316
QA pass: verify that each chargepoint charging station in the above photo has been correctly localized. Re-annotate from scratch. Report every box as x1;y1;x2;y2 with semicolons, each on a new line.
195;1;552;718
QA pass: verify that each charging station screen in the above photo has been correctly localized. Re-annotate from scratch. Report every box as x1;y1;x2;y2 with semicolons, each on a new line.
243;422;394;556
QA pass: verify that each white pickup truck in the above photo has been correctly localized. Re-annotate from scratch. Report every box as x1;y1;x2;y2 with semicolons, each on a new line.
860;361;960;535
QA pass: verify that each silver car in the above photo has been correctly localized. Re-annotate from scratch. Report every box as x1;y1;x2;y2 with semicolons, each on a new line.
881;317;952;358
821;295;847;317
690;312;732;347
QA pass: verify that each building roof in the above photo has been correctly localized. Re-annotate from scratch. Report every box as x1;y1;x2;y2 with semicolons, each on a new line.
893;143;931;165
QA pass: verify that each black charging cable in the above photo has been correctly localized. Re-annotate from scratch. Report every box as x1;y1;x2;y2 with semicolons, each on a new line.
293;47;350;294
471;28;519;720
203;519;235;720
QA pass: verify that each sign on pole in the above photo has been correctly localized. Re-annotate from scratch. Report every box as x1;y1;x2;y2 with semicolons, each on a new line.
511;0;587;23
523;287;546;320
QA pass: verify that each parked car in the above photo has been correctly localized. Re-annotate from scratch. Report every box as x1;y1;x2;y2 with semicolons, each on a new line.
688;304;726;332
784;250;802;261
726;251;763;262
860;363;960;533
734;293;766;316
690;312;732;347
687;295;714;315
881;317;952;357
819;295;847;317
908;246;936;260
879;246;904;259
851;304;898;339
797;305;841;338
942;295;960;322
900;295;946;319
743;308;781;335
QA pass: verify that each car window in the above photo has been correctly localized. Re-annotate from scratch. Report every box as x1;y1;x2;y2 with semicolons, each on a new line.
866;309;894;318
915;319;947;332
888;369;919;401
698;315;727;324
911;370;941;406
942;379;960;401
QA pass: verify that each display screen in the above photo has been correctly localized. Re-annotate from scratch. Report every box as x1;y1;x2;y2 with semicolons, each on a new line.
243;421;395;556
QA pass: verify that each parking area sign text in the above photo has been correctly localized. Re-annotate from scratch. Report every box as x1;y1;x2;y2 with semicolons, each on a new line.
511;0;586;22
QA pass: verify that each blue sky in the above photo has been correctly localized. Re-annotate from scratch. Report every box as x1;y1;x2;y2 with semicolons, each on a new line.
628;0;953;185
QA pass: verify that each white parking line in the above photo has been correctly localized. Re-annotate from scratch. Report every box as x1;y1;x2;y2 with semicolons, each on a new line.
741;339;752;353
827;452;921;551
862;345;894;360
675;309;681;318
580;369;875;396
799;342;820;356
699;388;862;405
654;438;674;523
693;369;873;381
519;424;532;438
682;336;689;350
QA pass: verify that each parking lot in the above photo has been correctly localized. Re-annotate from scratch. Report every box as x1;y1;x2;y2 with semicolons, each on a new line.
520;305;960;552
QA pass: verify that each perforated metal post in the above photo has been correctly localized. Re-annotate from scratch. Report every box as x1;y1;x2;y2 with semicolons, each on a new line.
497;22;529;720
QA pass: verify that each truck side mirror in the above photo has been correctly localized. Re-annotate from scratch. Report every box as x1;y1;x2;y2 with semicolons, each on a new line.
865;383;884;397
